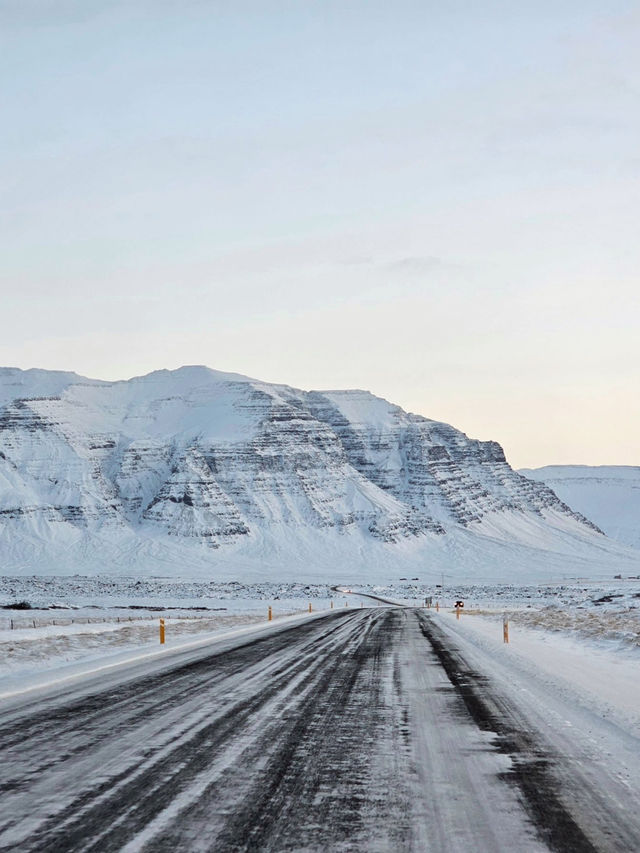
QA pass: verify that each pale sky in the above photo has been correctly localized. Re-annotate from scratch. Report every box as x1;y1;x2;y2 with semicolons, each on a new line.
1;1;639;468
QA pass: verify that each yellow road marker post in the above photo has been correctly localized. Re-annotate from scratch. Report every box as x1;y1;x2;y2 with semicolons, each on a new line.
159;618;165;645
308;602;312;613
268;605;272;621
503;615;509;644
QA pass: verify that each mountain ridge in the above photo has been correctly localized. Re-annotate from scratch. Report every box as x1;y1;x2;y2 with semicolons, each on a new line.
1;366;634;581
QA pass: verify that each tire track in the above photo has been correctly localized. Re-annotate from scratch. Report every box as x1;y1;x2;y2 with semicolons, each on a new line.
3;607;628;852
0;612;368;851
416;611;634;853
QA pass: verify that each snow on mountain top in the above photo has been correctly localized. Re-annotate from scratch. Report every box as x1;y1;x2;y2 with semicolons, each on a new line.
522;465;640;482
0;365;255;404
124;365;256;388
0;365;270;444
1;366;437;445
0;367;104;406
315;389;420;430
49;367;262;443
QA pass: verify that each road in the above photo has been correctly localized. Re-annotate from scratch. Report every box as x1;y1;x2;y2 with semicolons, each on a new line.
0;607;638;852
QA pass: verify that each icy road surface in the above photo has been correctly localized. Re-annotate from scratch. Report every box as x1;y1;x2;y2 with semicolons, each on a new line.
0;608;638;852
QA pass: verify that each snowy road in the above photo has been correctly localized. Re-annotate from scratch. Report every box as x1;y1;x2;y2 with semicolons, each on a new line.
0;608;637;852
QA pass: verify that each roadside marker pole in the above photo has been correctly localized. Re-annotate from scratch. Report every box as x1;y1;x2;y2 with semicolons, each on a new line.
159;618;165;645
268;606;272;622
436;602;439;612
330;600;334;609
503;615;509;644
308;602;312;613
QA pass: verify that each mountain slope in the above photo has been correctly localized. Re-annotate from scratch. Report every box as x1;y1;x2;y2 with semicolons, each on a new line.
0;366;635;581
520;465;640;551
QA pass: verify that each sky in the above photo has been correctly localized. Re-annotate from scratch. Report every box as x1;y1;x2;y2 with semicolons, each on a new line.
1;1;638;468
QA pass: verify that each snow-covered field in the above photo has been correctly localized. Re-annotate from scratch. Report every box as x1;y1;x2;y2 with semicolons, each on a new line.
0;574;340;610
0;576;353;683
476;600;640;648
2;573;638;693
0;612;275;679
372;578;640;647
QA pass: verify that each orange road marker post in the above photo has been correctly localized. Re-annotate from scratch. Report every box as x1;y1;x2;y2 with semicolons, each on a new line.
503;614;509;644
159;618;165;645
268;605;272;622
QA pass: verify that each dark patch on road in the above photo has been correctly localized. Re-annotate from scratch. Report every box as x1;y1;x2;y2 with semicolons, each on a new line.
0;610;413;852
416;611;598;853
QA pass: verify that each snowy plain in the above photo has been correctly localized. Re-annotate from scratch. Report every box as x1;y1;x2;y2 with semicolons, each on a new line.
2;573;638;703
0;576;349;687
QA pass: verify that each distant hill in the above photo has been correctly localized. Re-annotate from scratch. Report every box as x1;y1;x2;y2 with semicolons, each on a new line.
520;466;640;551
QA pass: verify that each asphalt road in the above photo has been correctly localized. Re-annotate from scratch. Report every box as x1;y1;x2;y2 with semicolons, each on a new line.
0;608;636;852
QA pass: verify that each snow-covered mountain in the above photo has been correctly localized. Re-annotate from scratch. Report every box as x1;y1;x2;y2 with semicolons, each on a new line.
0;366;637;581
520;466;640;551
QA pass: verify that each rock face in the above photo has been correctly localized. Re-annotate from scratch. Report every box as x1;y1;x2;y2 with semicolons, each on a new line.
0;366;601;558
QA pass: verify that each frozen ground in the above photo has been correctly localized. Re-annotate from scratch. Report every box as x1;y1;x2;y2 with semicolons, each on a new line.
2;575;639;681
0;612;288;681
474;603;640;649
0;576;353;683
0;574;339;609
